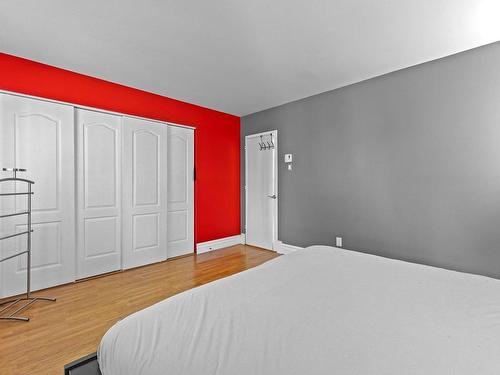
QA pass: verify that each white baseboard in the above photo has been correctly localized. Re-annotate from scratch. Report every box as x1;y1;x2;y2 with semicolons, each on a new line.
197;235;304;255
197;233;246;254
274;240;304;254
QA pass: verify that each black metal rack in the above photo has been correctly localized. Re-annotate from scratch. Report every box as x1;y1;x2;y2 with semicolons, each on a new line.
0;168;56;322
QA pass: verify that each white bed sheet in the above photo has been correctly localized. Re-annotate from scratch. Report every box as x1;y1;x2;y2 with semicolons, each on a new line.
98;246;500;374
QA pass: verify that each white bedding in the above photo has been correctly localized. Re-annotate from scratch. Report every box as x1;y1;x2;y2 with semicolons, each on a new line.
98;246;500;374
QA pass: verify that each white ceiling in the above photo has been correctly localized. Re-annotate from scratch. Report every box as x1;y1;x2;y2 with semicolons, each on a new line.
0;1;499;116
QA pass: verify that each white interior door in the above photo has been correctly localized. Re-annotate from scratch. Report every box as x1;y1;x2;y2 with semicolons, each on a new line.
76;109;122;279
167;126;194;258
245;131;278;251
0;94;75;297
122;117;168;269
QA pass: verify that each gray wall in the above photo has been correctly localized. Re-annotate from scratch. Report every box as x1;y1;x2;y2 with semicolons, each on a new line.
241;41;500;278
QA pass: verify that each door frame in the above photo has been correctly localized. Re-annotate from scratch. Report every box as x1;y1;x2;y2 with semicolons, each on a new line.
245;130;278;251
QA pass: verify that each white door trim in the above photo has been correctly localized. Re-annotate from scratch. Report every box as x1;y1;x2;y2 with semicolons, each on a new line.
273;240;304;254
245;130;278;251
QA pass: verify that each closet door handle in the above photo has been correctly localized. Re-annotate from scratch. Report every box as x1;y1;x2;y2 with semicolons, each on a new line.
267;194;277;199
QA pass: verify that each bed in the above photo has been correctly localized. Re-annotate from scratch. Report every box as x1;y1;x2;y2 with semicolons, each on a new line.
97;246;500;374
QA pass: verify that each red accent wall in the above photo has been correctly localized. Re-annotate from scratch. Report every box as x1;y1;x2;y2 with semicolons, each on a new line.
0;53;240;245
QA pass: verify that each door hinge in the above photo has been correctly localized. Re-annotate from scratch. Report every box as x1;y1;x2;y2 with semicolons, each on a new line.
193;166;196;181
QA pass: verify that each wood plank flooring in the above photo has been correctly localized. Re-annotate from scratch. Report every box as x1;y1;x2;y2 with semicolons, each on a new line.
0;245;279;375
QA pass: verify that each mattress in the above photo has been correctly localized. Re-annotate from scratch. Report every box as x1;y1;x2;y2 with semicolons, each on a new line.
98;246;500;374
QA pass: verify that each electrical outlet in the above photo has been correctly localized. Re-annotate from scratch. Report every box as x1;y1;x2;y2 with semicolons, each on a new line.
335;237;343;247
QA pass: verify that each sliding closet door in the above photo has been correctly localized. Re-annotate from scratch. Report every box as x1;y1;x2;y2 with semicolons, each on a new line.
0;94;75;297
76;109;122;279
167;126;194;258
122;117;168;269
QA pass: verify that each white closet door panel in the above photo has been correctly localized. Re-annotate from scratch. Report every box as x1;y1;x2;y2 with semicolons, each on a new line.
0;94;75;297
76;109;122;279
167;126;194;258
122;117;167;269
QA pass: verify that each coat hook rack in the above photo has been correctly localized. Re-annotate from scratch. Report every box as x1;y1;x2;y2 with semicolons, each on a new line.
258;133;275;151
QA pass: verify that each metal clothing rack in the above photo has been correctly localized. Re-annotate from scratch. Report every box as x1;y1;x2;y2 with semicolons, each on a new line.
0;168;56;322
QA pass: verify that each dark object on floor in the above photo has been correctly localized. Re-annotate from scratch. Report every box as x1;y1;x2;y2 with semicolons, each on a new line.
64;352;101;375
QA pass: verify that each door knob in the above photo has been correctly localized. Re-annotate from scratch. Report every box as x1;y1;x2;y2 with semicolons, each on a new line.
267;194;277;199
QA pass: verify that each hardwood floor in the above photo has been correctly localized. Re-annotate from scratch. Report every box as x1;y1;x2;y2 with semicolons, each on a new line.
0;245;278;375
